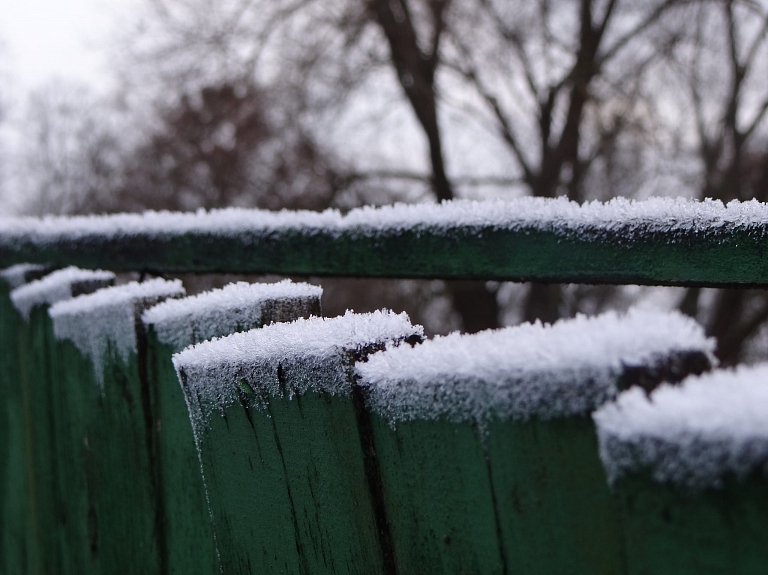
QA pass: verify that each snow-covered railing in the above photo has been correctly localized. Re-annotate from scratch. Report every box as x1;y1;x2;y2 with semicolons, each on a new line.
2;197;768;575
3;197;768;285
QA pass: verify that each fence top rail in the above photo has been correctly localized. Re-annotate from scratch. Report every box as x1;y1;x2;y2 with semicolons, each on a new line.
2;196;768;286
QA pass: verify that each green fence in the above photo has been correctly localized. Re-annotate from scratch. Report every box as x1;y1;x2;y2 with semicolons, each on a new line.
1;196;768;574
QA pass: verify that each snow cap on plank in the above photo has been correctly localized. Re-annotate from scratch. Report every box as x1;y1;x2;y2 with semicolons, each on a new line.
10;266;115;320
173;310;423;423
358;308;715;426
594;363;768;490
50;278;185;387
143;280;323;351
0;263;49;290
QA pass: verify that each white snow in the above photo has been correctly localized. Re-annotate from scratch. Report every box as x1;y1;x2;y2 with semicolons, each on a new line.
142;280;323;351
1;196;767;246
10;266;115;319
358;308;715;426
173;310;423;424
594;364;768;490
0;264;48;289
50;278;185;386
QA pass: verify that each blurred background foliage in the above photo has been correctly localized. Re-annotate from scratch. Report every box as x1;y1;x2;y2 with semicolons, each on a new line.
3;0;768;364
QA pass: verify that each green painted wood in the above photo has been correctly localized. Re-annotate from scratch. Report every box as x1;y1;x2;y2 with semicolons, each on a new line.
0;284;32;574
55;341;160;575
49;336;97;575
365;350;713;575
143;294;319;574
369;416;505;574
486;416;624;575
189;388;387;575
613;473;768;575
183;340;395;575
18;306;66;575
52;313;172;574
144;333;220;575
4;222;768;286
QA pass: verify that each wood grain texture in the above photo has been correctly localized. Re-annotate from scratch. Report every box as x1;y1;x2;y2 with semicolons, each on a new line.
189;388;389;575
369;416;505;574
181;330;396;575
3;224;768;286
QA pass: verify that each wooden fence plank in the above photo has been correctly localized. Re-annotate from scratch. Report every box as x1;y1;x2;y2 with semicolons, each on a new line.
594;365;768;575
141;281;321;574
3;198;768;286
49;279;184;575
0;270;36;575
19;270;116;575
174;311;423;574
358;309;715;575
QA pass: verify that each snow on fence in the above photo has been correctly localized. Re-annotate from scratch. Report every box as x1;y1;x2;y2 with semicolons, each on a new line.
594;365;768;573
1;197;768;575
2;196;768;285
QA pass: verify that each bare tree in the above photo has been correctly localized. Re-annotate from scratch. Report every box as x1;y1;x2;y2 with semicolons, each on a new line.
105;81;350;213
435;0;692;321
16;83;126;216
668;0;768;364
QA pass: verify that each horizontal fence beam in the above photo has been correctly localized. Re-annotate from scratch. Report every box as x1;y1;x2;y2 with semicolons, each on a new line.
2;197;768;286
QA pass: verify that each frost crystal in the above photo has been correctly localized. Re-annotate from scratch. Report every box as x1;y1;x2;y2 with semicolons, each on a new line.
594;364;768;490
2;196;768;246
10;266;115;320
358;308;715;425
142;280;323;351
173;310;423;426
50;278;185;387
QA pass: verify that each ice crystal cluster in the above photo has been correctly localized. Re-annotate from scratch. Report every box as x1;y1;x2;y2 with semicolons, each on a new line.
358;309;715;426
50;278;184;386
595;364;768;490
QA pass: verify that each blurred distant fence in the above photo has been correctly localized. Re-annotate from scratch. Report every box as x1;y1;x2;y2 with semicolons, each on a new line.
1;196;768;575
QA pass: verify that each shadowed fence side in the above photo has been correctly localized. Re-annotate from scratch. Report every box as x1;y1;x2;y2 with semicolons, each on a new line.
2;267;114;575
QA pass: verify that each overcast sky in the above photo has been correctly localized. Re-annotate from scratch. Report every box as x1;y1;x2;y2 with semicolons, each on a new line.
0;0;137;94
